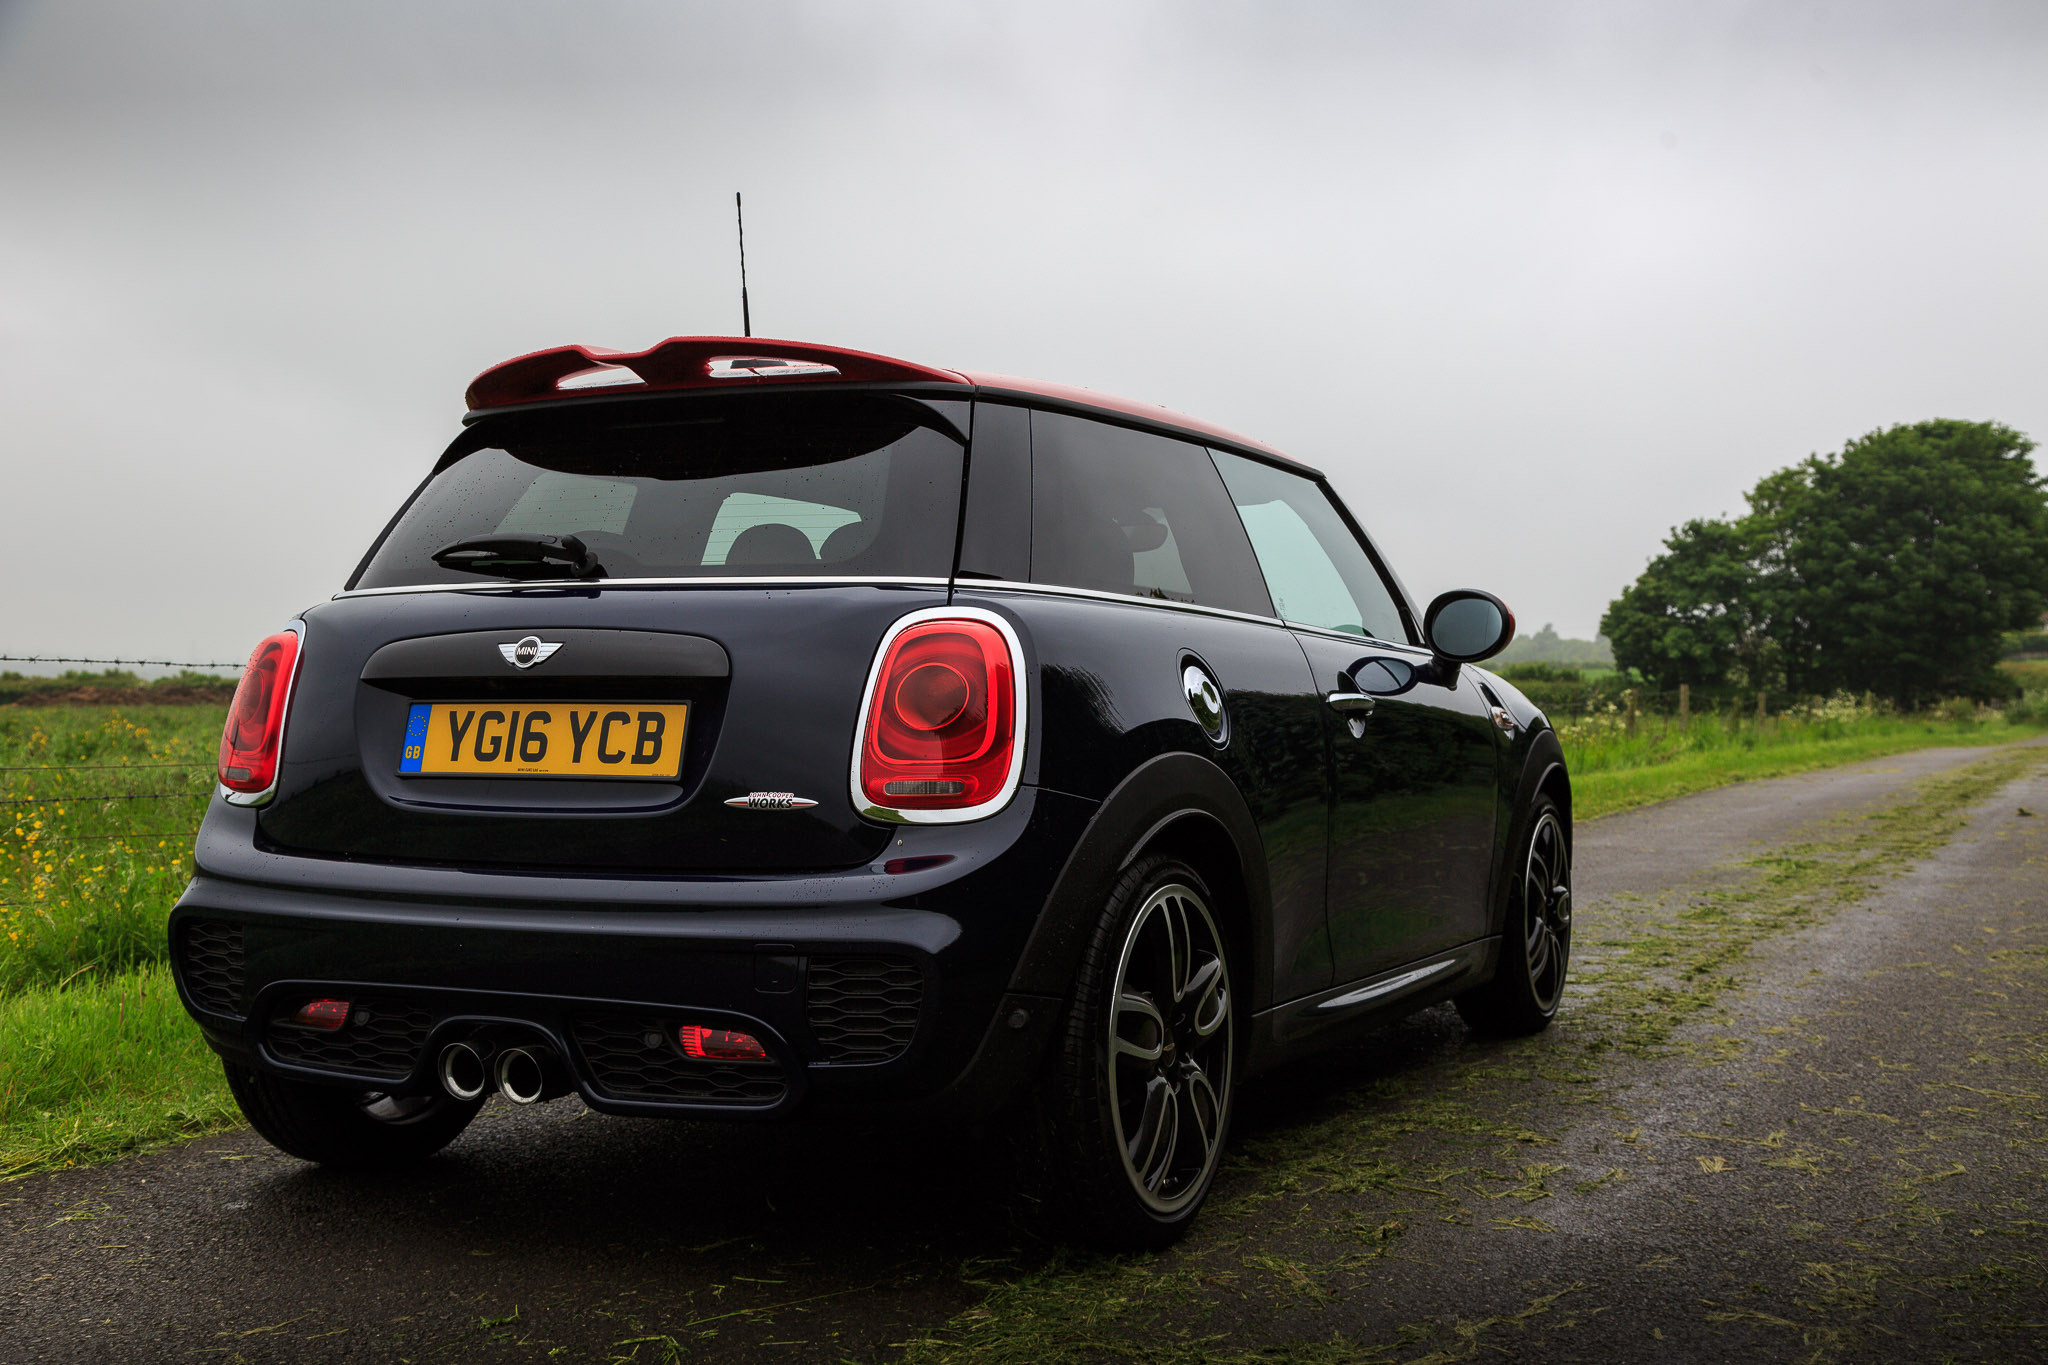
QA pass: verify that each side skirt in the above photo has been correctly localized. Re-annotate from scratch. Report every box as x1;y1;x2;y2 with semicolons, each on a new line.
1243;936;1499;1078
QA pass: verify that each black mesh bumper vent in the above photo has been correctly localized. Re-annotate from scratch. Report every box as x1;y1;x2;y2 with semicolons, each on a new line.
179;920;245;1018
807;956;923;1063
266;999;436;1081
573;1015;786;1106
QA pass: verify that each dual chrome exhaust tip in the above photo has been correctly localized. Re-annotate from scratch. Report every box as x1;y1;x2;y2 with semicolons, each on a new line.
437;1039;567;1105
494;1046;559;1105
437;1040;490;1101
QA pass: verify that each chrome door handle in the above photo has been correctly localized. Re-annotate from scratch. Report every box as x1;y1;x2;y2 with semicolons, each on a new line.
1327;690;1375;739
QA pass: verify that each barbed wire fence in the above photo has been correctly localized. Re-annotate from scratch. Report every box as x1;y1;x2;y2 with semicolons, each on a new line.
0;654;243;671
0;686;218;920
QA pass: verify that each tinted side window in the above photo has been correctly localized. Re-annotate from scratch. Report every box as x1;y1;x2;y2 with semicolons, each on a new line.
1209;451;1410;643
1029;413;1272;617
956;401;1032;582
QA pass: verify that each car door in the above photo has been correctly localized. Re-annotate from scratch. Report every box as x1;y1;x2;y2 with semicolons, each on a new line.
1209;451;1501;984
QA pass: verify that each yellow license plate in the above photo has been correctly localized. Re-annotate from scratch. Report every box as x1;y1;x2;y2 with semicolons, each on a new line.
397;702;689;780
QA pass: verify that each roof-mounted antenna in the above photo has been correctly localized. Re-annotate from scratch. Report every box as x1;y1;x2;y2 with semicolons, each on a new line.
735;191;752;338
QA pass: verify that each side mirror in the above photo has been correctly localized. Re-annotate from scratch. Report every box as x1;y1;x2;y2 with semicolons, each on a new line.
1424;590;1515;664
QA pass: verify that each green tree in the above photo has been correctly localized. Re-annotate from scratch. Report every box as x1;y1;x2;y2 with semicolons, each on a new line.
1764;420;2048;705
1602;419;2048;707
1599;517;1771;692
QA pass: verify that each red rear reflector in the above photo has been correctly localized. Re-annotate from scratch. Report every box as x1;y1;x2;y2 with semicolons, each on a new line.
858;617;1019;814
678;1025;770;1062
218;630;301;795
884;854;955;875
294;998;350;1030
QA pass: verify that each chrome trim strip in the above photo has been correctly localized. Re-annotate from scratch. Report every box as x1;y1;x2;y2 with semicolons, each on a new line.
1264;942;1492;1043
849;605;1029;826
955;578;1284;629
1312;958;1458;1014
218;618;306;809
333;576;954;600
1280;619;1425;652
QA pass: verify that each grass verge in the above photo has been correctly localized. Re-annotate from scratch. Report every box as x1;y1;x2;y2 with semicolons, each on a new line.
1;705;218;992
1562;707;2046;820
0;962;238;1177
1;705;235;1178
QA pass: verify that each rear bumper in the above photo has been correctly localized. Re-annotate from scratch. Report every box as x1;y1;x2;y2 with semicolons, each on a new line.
169;786;1092;1121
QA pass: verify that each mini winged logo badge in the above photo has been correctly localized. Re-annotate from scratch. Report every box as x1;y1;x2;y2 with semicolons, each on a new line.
498;635;563;669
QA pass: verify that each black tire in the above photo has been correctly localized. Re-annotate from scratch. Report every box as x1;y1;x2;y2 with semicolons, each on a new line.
224;1062;485;1169
1021;855;1237;1251
1457;794;1572;1037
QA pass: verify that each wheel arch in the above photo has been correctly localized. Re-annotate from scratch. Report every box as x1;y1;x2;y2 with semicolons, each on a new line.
1118;811;1257;1017
1487;727;1571;941
1007;752;1274;1012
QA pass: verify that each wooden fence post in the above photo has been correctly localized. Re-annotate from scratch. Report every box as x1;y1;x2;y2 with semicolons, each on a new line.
1626;689;1638;737
1679;683;1690;733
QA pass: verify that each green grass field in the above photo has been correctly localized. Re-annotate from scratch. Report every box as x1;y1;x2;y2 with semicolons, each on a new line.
2004;658;2048;691
1;680;2043;1178
1559;691;2048;819
0;705;227;1174
0;962;238;1177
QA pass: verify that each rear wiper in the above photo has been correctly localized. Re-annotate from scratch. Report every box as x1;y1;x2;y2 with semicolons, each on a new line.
431;533;606;581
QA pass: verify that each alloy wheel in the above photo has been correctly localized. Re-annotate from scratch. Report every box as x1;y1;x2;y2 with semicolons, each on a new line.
1107;883;1233;1214
1523;810;1572;1011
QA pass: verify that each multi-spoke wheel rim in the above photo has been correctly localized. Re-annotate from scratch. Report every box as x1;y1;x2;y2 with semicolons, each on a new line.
1523;810;1572;1012
1108;883;1233;1215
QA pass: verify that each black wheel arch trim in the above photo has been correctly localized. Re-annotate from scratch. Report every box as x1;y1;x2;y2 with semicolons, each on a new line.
1007;751;1273;1012
1487;729;1570;942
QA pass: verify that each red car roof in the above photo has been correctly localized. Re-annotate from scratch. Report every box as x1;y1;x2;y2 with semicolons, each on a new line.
465;336;1300;467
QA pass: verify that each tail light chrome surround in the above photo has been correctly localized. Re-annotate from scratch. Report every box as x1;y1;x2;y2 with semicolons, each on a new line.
849;606;1028;825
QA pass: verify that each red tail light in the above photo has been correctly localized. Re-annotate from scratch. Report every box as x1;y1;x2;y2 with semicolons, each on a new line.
678;1024;770;1062
854;611;1024;820
218;628;302;798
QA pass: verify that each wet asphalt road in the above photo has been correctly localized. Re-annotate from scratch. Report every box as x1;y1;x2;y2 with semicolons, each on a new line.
3;743;2046;1363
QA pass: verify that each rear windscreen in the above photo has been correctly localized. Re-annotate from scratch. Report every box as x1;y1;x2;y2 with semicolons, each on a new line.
351;393;967;589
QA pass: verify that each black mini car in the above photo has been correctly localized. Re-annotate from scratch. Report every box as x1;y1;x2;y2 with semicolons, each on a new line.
173;336;1570;1247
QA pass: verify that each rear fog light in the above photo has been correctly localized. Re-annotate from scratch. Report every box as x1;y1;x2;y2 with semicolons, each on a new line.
884;854;954;874
294;998;351;1030
678;1024;770;1062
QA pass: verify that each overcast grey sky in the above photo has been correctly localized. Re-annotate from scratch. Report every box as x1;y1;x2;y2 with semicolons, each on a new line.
4;0;2044;667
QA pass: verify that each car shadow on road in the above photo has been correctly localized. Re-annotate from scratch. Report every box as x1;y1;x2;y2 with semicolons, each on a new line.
255;998;1497;1263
